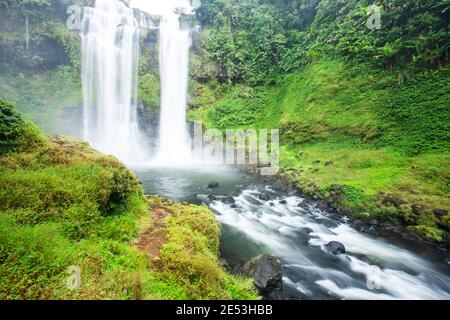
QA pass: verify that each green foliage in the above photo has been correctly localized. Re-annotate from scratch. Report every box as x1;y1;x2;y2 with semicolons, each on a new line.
378;70;450;156
149;197;259;300
138;73;160;112
0;67;82;134
0;0;80;72
0;106;257;299
340;185;365;206
199;0;292;83
0;138;143;240
194;57;450;242
197;0;450;83
0;99;44;154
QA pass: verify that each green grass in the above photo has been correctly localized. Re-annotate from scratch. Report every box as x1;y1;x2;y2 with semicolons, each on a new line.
189;59;450;242
138;73;160;113
188;81;283;130
148;197;258;300
0;104;259;299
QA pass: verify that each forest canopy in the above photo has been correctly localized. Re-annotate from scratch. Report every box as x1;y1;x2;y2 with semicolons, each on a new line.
197;0;450;84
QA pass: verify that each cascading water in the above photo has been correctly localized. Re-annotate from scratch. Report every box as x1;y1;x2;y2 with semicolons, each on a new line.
81;0;149;166
152;3;193;165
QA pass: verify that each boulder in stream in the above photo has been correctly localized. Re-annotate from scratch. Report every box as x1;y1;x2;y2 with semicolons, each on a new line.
257;194;271;201
207;181;220;189
325;241;346;255
222;196;236;204
243;255;282;294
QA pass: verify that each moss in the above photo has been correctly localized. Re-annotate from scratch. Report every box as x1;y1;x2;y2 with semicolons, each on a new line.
0;99;45;154
147;197;259;300
0;106;257;299
192;59;450;242
406;225;447;243
138;73;160;112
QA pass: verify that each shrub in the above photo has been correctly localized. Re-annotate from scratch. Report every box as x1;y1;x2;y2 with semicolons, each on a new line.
0;99;44;154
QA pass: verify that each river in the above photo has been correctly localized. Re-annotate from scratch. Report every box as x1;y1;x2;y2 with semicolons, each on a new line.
134;166;450;300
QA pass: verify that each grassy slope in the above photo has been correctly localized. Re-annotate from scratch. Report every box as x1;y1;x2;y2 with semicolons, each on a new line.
0;101;257;299
189;60;450;242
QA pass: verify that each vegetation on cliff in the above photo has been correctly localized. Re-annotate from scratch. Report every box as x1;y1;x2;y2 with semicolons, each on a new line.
189;0;450;242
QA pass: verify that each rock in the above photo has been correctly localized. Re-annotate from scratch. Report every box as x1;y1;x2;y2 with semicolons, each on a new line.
279;200;287;205
207;194;217;202
207;181;220;189
219;258;229;269
263;289;291;300
325;241;346;255
324;160;334;167
222;196;236;204
243;255;282;294
382;196;405;208
230;204;238;209
433;208;448;218
269;202;275;207
257;194;271;201
330;184;342;192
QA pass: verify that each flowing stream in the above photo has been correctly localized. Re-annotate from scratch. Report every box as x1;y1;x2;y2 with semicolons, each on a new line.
82;0;450;300
136;167;450;300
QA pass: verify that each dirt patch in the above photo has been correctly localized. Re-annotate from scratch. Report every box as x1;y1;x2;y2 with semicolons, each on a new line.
137;207;170;258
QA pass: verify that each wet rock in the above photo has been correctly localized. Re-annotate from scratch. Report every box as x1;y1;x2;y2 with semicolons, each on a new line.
243;255;282;294
330;184;342;192
325;241;346;255
269;202;275;207
324;160;334;167
219;258;229;269
207;194;217;202
222;196;236;204
263;289;291;300
230;204;238;209
207;181;220;189
433;208;448;218
279;200;287;205
257;194;271;201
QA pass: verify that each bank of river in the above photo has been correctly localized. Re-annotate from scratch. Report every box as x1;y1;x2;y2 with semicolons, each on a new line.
134;166;450;300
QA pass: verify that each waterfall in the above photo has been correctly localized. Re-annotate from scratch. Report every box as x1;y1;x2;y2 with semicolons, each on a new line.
153;9;192;165
81;0;149;166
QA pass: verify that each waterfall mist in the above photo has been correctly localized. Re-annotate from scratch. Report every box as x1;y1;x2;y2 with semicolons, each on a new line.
81;0;150;166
